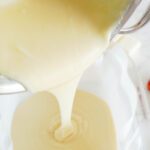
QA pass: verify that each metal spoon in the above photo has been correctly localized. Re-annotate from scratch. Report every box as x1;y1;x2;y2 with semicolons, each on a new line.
0;0;150;94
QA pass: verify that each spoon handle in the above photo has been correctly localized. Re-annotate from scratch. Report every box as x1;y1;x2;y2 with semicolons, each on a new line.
120;4;150;34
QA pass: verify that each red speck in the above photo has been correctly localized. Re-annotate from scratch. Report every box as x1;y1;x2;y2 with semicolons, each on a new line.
147;81;150;91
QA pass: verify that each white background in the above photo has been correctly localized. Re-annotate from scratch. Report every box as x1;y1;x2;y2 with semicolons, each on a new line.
127;0;150;149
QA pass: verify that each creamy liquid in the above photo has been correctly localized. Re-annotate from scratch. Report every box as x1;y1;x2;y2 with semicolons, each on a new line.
12;91;116;150
0;0;129;149
50;76;81;128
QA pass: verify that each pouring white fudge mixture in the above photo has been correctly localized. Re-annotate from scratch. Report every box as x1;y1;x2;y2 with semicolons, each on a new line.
0;0;129;149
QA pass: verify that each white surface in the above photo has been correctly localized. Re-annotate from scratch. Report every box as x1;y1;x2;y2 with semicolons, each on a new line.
132;26;150;150
126;0;150;149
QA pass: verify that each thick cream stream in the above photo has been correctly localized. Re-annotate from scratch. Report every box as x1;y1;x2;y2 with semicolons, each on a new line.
50;76;81;128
